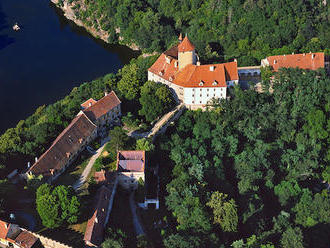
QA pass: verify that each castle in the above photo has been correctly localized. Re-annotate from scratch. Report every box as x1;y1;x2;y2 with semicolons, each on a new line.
148;35;238;109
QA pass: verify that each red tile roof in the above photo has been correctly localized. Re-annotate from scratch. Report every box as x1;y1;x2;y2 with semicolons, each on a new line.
178;36;195;53
14;231;38;248
84;186;112;247
81;98;97;109
175;64;227;87
27;113;96;179
117;151;145;172
224;61;239;81
94;170;107;184
0;220;10;239
148;53;179;83
148;53;238;88
83;91;121;122
266;53;324;71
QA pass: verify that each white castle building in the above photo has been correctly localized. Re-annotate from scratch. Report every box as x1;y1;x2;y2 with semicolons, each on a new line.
148;35;238;109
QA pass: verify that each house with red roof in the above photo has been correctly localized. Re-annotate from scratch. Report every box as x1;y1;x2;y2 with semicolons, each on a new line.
81;91;121;136
0;220;39;248
148;35;238;109
261;52;329;72
116;150;145;190
26;112;97;182
25;91;121;183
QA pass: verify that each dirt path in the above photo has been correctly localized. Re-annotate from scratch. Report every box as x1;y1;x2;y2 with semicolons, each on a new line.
73;137;109;191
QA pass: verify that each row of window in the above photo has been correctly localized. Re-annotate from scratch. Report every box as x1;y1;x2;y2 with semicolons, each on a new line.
192;88;224;92
192;93;223;98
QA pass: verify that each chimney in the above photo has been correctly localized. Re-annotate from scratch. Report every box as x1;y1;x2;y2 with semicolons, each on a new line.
5;223;8;229
234;58;237;62
102;208;105;212
273;60;277;64
292;52;294;55
197;61;201;66
209;65;215;71
105;92;108;96
303;53;306;56
95;217;98;223
174;61;178;68
312;54;315;59
35;157;38;163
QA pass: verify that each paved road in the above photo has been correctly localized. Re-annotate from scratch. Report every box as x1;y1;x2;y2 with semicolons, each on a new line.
129;191;145;236
73;137;109;191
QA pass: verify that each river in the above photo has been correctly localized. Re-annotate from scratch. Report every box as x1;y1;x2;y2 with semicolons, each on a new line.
0;0;138;135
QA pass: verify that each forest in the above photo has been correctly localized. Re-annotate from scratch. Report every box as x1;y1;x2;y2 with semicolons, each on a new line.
64;0;329;65
154;68;330;248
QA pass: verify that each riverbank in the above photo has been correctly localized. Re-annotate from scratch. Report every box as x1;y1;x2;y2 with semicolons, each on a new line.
50;0;157;57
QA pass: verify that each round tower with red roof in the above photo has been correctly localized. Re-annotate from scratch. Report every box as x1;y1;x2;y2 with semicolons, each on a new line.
178;35;197;70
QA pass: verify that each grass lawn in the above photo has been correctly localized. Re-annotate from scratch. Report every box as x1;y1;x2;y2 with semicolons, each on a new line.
54;150;91;186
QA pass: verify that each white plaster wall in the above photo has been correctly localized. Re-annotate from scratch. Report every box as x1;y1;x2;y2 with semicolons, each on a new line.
184;87;226;105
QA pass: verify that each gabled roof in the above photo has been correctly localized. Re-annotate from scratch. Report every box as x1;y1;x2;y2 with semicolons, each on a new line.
14;230;39;248
148;53;179;82
27;113;96;179
83;91;121;122
84;186;112;246
0;220;10;239
117;151;145;172
224;61;239;81
178;36;195;53
81;98;97;109
266;52;324;71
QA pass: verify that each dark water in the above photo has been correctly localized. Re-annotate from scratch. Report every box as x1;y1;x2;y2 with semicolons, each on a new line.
0;0;138;135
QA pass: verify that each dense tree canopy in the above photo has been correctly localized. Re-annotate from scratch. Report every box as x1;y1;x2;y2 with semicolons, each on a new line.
67;0;329;64
159;68;330;247
36;184;80;228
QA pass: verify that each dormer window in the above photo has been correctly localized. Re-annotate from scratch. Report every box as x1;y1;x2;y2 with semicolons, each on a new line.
159;70;164;76
199;81;204;86
274;60;277;64
209;66;215;71
212;80;218;86
169;76;173;81
312;54;315;59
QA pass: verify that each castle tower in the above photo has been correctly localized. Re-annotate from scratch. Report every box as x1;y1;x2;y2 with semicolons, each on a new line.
178;36;196;70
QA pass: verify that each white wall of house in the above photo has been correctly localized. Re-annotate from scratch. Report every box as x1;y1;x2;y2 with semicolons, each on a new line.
117;172;144;190
184;87;226;105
